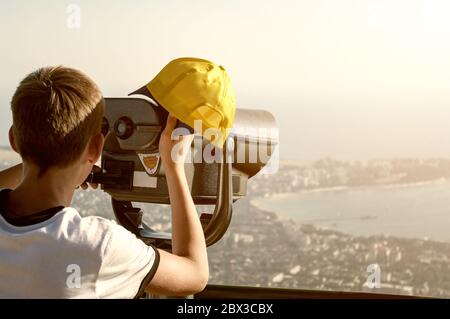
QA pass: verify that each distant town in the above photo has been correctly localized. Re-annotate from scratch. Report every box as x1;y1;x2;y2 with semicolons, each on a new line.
252;157;450;196
2;154;450;298
209;158;450;298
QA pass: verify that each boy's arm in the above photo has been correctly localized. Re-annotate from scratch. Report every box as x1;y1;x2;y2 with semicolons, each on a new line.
145;115;209;296
0;164;22;190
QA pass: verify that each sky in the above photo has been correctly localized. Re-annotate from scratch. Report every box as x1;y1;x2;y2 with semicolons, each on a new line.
1;0;450;160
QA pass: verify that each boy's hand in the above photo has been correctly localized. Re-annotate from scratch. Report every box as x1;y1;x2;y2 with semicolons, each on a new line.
159;115;194;171
148;114;209;296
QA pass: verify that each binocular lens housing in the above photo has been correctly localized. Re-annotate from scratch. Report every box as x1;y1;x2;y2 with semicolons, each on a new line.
98;97;278;204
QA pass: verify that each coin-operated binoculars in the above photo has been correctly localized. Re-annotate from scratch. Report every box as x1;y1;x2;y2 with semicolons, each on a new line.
88;96;278;250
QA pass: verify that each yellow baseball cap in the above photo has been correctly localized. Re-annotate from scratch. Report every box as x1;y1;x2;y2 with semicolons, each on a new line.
131;57;236;148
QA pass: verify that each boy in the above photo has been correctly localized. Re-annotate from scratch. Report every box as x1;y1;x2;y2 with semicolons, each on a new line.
0;66;208;298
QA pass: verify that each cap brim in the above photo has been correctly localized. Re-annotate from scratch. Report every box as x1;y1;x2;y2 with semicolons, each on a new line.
129;85;194;134
128;85;152;98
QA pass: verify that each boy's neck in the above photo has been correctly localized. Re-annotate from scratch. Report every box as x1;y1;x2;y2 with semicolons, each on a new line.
7;164;77;217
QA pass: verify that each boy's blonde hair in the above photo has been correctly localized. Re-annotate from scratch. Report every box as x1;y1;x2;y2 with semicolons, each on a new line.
11;66;105;176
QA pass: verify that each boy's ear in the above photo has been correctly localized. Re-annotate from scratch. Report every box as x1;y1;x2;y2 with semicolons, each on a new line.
86;133;105;164
8;126;19;154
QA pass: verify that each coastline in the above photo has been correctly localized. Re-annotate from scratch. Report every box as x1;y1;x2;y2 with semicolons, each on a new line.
251;177;449;204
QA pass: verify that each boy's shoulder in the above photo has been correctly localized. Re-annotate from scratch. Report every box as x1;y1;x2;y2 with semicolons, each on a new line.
55;207;123;252
72;209;117;230
64;208;148;255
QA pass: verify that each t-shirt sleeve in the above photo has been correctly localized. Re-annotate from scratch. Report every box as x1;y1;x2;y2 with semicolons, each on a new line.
96;222;160;299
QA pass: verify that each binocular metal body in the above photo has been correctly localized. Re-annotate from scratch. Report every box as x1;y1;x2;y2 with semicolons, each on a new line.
90;97;278;249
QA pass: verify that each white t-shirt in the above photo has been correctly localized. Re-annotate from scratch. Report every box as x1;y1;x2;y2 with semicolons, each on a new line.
0;193;159;299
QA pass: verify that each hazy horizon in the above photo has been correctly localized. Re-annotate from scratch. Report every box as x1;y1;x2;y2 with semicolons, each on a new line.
2;1;450;161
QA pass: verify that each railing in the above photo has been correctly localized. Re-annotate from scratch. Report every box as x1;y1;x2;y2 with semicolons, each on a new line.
195;285;420;299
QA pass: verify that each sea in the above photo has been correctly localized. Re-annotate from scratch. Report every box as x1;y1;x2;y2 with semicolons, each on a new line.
252;179;450;243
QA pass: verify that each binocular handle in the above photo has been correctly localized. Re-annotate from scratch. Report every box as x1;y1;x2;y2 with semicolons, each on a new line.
202;154;233;246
